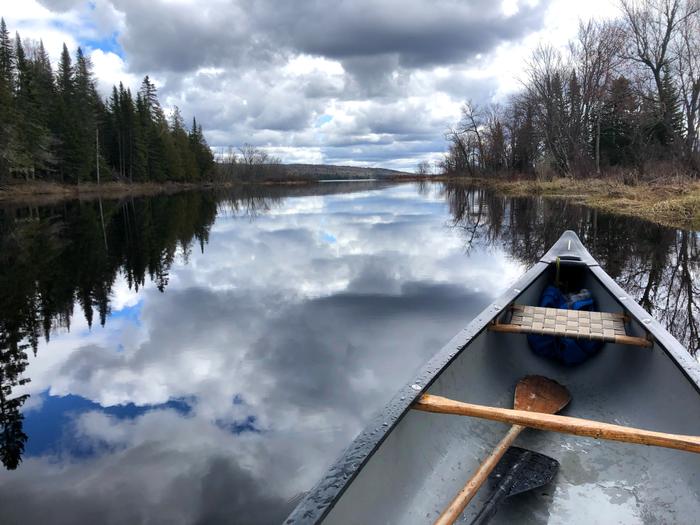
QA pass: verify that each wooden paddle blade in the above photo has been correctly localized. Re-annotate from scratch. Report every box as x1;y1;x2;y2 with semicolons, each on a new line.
514;375;571;413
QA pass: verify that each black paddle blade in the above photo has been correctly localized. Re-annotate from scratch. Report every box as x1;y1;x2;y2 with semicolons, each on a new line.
469;447;559;525
490;446;559;497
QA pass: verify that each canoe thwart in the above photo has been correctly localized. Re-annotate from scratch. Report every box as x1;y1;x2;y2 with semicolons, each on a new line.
413;394;700;454
489;304;652;348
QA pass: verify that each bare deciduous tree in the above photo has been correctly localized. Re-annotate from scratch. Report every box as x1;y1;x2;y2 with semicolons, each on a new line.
673;1;700;157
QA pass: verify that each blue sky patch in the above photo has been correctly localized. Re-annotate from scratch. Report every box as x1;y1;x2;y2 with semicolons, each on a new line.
23;391;192;458
81;32;124;58
321;232;337;244
108;300;143;326
315;114;332;127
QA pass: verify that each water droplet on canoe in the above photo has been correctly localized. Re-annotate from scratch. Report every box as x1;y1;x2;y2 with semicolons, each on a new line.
643;318;652;324
513;288;521;293
411;384;421;391
382;422;388;426
400;396;405;401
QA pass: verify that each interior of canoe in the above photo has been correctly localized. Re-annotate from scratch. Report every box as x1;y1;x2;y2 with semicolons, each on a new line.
324;260;700;525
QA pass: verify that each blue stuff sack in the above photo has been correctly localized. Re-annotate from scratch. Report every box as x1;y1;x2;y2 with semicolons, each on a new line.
527;285;603;365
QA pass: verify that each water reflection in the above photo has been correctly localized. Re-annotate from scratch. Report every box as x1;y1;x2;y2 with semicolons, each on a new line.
0;182;696;524
442;183;699;355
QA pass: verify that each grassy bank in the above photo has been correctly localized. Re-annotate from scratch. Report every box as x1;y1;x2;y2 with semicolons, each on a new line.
0;179;317;205
3;177;699;230
467;177;700;231
0;181;208;203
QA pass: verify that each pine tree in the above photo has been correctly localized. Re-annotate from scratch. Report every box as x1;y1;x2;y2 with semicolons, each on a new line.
56;43;72;99
0;18;15;179
72;47;99;181
189;116;215;179
54;44;75;181
27;40;56;175
0;18;13;88
658;64;684;145
11;33;33;177
169;106;197;180
600;76;638;166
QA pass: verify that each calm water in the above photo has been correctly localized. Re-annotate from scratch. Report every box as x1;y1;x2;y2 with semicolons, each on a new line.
0;182;697;524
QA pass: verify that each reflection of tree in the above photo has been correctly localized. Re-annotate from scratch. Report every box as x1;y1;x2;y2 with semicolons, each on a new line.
443;183;700;355
0;334;29;470
0;188;286;470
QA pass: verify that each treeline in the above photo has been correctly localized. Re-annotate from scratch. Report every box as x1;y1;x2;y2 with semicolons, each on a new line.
0;18;214;184
442;0;700;179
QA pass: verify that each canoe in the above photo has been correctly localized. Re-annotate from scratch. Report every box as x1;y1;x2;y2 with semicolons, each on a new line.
286;231;700;525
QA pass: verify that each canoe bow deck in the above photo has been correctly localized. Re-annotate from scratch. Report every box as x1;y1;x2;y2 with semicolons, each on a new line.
287;231;700;525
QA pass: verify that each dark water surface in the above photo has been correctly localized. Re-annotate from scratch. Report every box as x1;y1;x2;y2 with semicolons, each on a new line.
0;182;697;524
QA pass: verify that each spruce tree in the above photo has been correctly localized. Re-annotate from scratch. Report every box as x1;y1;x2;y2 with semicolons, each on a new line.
0;18;13;88
0;18;14;179
72;47;99;181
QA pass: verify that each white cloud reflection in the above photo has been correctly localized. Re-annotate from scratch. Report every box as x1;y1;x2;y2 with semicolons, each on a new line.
2;185;525;524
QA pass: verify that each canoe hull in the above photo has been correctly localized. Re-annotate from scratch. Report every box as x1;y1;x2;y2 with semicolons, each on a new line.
287;231;700;524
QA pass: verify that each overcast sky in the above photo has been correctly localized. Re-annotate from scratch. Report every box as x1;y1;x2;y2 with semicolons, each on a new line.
5;0;619;170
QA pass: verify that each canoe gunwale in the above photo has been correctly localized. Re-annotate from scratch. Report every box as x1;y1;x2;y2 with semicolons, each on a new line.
587;263;700;393
285;231;700;524
286;261;549;524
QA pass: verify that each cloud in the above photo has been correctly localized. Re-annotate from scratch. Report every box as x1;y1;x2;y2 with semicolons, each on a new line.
258;0;549;68
10;0;569;168
11;1;622;169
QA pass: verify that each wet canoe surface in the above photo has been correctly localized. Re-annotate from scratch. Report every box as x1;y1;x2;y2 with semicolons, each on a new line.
288;231;700;524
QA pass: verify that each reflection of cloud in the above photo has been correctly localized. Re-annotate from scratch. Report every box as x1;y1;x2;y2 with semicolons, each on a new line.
4;185;525;523
0;409;293;525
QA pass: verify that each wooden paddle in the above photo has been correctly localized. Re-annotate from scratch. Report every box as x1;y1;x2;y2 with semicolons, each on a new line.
430;375;570;525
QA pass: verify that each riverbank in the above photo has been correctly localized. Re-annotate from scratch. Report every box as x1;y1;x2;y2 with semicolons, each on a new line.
0;179;320;205
0;181;205;204
3;177;699;230
439;177;700;231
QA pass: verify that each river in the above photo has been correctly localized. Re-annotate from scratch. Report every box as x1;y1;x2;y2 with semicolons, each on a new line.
0;182;697;524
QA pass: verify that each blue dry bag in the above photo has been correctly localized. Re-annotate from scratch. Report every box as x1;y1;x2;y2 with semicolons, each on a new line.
527;285;603;365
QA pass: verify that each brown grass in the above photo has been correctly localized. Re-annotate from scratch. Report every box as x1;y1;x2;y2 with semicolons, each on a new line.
472;177;700;230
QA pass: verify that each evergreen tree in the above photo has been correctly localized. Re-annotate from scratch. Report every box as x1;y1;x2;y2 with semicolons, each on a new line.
0;20;214;184
189;116;215;179
0;18;14;179
169;106;197;180
54;44;75;181
600;76;638;166
0;18;13;88
71;47;99;181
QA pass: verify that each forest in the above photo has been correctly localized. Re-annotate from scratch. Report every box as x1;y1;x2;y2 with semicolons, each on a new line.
0;18;215;185
440;0;700;180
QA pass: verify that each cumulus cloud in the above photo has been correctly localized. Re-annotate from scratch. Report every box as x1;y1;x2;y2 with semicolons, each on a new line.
9;0;583;168
8;1;622;168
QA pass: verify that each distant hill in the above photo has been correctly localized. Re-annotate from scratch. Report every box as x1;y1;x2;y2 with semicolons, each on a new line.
279;164;412;180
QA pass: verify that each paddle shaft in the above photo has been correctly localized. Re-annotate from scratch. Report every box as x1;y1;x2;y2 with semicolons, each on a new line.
415;394;700;454
434;424;524;525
